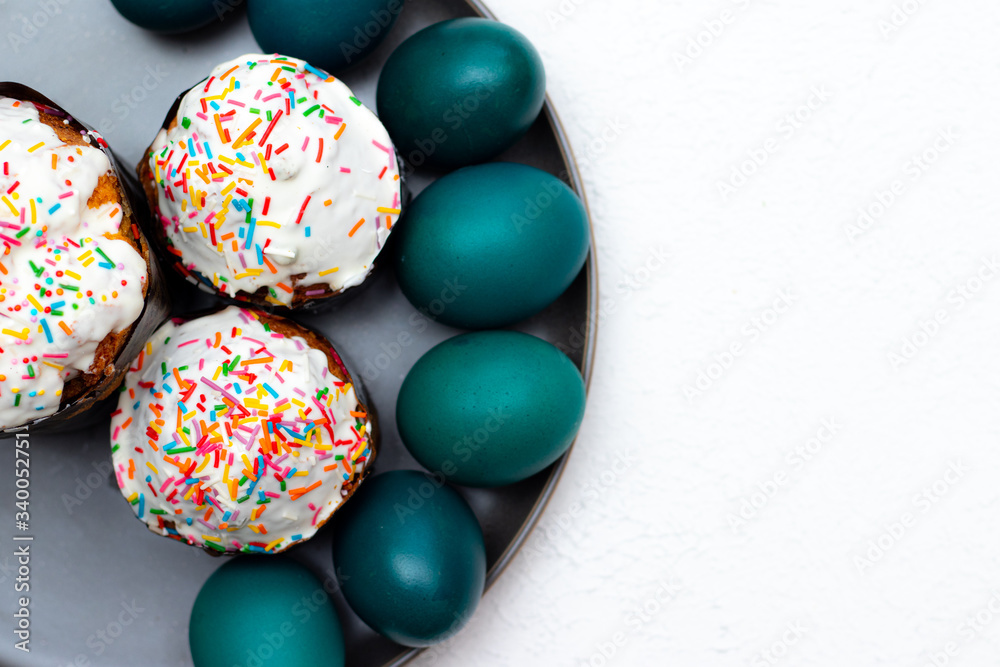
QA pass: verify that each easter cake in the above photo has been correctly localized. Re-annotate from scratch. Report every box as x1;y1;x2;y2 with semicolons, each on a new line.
139;53;402;309
109;305;376;554
0;95;151;430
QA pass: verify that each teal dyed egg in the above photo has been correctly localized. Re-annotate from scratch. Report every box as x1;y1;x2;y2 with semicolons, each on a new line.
109;0;233;33
332;470;485;647
248;0;405;73
397;331;586;487
377;18;546;168
393;162;589;329
189;557;345;667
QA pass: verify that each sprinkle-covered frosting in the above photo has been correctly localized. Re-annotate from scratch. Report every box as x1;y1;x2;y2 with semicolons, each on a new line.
146;53;401;306
110;306;374;554
0;97;147;428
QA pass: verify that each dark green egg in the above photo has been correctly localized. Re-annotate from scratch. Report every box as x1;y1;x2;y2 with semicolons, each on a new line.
189;556;345;667
393;161;589;329
377;18;546;168
109;0;234;33
397;331;586;487
332;470;485;647
248;0;405;73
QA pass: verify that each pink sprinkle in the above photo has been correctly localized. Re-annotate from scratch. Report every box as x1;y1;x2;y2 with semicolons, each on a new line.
301;136;310;151
339;167;351;173
58;191;74;199
228;100;245;107
372;139;391;153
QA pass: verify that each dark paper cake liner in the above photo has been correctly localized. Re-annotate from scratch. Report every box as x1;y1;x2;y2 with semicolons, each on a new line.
0;83;172;436
141;70;410;317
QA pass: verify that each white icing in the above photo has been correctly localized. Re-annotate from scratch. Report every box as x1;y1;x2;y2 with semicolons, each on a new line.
110;306;374;553
146;53;401;306
0;97;147;428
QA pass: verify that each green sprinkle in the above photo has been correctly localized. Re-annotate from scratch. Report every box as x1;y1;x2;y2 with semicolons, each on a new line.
350;96;362;106
58;283;79;291
150;509;167;515
15;227;29;238
236;495;250;504
303;105;321;117
181;117;191;129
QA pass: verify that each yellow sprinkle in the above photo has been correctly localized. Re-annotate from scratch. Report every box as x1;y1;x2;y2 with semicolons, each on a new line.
3;328;28;340
377;207;401;215
145;461;159;475
318;267;339;276
64;270;81;280
27;142;44;153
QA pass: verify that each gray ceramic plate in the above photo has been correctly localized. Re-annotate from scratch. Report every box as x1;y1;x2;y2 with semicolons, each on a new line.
0;0;596;665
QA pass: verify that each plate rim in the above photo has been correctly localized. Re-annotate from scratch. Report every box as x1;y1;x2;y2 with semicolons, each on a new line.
385;1;599;664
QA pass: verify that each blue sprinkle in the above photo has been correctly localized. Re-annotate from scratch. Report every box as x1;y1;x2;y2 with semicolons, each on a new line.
48;203;61;215
40;319;52;342
210;101;220;111
304;63;328;79
204;142;213;159
305;226;311;238
262;383;278;398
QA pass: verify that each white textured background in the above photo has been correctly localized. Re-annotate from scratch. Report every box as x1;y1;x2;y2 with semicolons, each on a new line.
5;0;1000;665
430;1;1000;666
